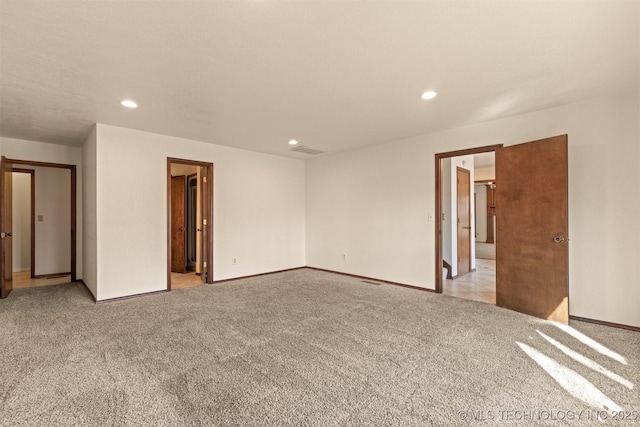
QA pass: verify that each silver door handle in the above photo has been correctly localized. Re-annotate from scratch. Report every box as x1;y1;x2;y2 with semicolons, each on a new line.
0;232;12;238
553;236;565;243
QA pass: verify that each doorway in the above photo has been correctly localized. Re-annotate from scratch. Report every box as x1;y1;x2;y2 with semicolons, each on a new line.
167;158;213;290
1;158;76;299
435;136;569;323
438;150;497;304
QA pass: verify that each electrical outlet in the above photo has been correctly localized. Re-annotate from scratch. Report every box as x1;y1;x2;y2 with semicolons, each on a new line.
232;257;238;265
342;254;347;261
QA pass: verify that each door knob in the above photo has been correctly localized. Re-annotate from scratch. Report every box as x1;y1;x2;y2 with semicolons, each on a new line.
553;236;565;243
179;227;185;232
462;226;472;230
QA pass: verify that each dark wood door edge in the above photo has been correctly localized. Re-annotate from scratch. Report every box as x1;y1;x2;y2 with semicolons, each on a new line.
435;144;502;293
7;159;76;282
569;315;640;332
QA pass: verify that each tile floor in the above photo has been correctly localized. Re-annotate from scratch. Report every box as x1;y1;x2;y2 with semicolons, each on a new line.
443;258;496;304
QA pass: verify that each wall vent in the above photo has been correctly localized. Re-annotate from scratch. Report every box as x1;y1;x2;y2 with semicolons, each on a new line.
289;145;326;156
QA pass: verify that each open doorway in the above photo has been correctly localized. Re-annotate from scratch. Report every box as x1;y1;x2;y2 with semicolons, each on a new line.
435;145;501;305
167;158;213;290
1;158;76;298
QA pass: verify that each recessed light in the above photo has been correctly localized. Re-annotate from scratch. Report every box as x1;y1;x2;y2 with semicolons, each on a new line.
121;99;138;108
420;90;437;100
288;139;298;145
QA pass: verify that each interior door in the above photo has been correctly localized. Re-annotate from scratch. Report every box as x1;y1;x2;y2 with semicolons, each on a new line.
171;175;186;273
496;135;569;323
1;156;14;298
457;167;471;276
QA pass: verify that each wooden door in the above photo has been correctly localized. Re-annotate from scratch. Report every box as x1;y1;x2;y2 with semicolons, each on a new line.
496;135;569;323
171;175;186;273
1;156;13;298
457;167;471;276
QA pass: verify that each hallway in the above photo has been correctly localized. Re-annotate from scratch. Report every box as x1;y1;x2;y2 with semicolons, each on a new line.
443;258;495;304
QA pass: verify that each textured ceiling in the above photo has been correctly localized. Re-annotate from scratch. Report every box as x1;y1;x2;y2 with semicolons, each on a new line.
1;1;638;159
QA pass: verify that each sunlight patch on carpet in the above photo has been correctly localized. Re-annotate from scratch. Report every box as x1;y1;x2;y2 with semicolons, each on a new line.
536;331;633;390
550;321;627;365
517;342;622;414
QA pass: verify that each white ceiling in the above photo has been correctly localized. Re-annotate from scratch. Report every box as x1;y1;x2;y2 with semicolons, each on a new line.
1;1;638;159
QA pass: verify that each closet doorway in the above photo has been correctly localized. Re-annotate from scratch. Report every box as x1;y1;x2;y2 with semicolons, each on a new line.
167;158;213;290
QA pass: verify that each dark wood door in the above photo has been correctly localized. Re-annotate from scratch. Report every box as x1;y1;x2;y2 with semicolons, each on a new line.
496;135;569;323
457;167;471;276
171;175;186;273
1;156;13;299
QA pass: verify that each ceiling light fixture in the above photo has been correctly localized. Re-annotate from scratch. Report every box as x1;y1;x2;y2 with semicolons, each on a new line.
121;99;138;108
288;139;298;145
420;90;437;100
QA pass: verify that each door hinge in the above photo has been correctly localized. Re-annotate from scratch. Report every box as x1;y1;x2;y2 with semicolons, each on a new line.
203;219;207;226
203;262;207;268
203;176;207;183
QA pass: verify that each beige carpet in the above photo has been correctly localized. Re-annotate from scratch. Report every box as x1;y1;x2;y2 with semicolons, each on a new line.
1;268;638;426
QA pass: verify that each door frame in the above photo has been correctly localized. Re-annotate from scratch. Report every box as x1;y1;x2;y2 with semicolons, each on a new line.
11;168;35;276
7;159;77;282
435;144;502;293
167;158;213;289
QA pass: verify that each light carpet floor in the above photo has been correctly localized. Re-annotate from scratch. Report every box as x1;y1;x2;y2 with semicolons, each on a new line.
1;268;638;426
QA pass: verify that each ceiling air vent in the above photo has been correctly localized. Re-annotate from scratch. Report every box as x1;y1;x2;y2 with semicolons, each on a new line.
289;145;326;156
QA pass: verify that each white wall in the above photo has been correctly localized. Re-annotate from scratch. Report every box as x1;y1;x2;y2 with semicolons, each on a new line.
82;126;97;298
0;137;83;280
306;91;640;327
93;124;306;301
475;166;495;181
12;172;31;272
32;166;71;275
